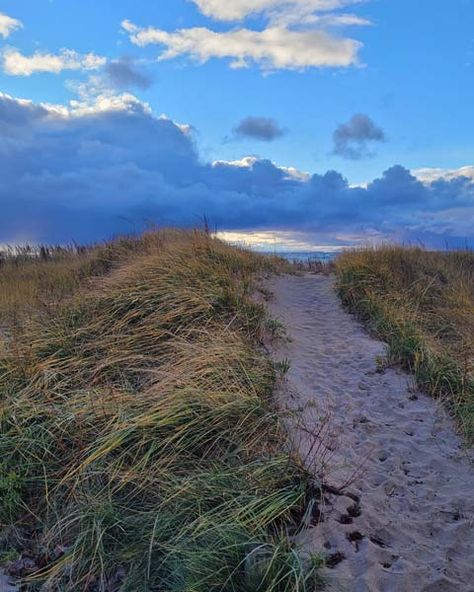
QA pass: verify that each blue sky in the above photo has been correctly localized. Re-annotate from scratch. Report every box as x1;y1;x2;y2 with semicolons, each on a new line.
0;0;473;249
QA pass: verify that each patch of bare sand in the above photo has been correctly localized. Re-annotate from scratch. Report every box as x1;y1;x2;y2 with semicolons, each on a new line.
0;571;16;592
266;273;474;592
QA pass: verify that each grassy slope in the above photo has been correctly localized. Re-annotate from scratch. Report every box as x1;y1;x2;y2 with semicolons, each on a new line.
0;230;320;591
336;246;474;441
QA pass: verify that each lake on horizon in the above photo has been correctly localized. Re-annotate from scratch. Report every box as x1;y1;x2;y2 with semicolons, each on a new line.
261;251;340;262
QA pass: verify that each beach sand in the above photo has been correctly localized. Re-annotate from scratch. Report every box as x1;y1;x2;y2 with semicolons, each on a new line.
266;273;474;592
0;572;16;592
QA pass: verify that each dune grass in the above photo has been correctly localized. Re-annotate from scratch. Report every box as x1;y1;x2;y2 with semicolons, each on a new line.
0;230;321;591
336;246;474;441
0;234;181;327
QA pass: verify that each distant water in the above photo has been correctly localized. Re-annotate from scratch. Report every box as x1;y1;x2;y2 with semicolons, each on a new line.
262;251;339;262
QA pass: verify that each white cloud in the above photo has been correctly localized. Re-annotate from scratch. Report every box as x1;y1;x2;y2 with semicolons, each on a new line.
122;21;361;70
319;14;370;26
214;156;310;181
190;0;362;22
213;156;259;168
66;74;112;101
0;12;22;39
158;113;193;135
413;165;474;184
66;77;185;130
0;87;183;136
67;93;151;117
1;47;106;76
0;89;150;120
213;156;310;181
280;165;311;182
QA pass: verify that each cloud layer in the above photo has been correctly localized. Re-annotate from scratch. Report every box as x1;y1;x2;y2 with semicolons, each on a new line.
0;92;472;247
333;113;385;159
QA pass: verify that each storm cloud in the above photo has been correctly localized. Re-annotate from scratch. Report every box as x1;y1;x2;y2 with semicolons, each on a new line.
333;113;385;159
0;92;472;247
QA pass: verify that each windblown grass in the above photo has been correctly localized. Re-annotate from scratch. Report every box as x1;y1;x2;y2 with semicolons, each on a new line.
0;230;320;591
336;246;474;441
0;233;182;327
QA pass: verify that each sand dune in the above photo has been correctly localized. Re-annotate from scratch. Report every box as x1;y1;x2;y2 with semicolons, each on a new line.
266;273;474;592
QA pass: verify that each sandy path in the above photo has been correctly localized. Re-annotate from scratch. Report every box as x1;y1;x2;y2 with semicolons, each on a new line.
266;274;474;592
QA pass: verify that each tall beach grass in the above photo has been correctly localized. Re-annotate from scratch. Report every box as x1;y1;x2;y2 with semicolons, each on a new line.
336;245;474;441
0;230;320;591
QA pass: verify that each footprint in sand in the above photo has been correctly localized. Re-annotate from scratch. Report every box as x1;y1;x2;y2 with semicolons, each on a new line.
266;273;474;592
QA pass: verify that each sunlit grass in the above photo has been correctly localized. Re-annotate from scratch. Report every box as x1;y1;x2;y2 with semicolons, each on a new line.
336;245;474;441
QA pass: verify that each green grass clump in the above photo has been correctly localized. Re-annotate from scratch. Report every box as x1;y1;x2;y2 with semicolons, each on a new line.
336;245;474;441
0;230;320;591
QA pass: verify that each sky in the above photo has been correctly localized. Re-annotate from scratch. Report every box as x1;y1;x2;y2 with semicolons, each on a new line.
0;0;473;250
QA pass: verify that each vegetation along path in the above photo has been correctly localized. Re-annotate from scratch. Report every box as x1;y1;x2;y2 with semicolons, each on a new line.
266;273;474;592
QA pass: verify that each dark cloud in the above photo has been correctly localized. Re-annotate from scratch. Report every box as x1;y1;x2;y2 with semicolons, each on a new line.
234;116;285;141
0;93;472;248
0;93;49;129
105;58;152;90
333;113;385;159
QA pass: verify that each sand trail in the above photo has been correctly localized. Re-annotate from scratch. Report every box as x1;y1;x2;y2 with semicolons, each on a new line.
266;274;474;592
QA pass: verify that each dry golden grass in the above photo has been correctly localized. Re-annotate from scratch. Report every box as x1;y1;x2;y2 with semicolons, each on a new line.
336;246;474;441
0;230;321;591
0;233;174;323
